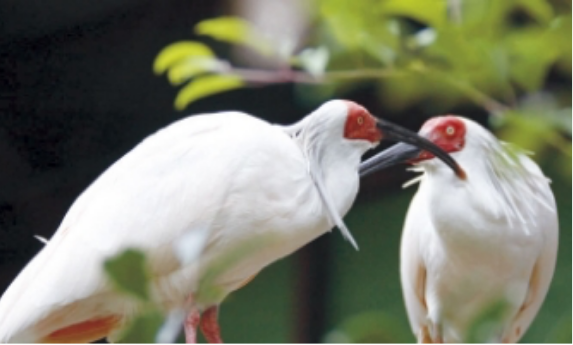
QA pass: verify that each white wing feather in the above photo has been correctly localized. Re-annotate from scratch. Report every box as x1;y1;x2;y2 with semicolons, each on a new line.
400;182;431;340
502;156;559;342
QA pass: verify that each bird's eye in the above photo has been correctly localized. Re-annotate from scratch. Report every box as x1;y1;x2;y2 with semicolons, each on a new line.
445;126;455;136
357;117;364;125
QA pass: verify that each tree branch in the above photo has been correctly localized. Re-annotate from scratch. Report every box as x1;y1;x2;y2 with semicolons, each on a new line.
217;62;510;114
218;62;403;84
448;0;463;25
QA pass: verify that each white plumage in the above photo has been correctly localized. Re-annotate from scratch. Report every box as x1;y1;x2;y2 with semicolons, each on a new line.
0;100;381;343
379;117;558;342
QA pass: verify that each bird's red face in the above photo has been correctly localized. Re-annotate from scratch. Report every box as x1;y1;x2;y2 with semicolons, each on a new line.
343;101;383;143
415;116;466;161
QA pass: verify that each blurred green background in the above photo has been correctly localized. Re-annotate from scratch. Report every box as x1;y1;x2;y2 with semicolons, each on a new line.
0;0;570;343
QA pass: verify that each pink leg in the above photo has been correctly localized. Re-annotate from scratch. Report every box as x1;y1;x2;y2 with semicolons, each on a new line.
200;306;223;343
184;308;201;343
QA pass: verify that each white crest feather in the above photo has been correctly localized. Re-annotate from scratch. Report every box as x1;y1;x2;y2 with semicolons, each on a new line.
282;107;359;250
402;166;425;189
465;125;555;230
33;235;49;245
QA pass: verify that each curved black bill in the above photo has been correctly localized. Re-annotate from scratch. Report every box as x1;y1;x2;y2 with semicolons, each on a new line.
360;142;420;178
360;119;466;179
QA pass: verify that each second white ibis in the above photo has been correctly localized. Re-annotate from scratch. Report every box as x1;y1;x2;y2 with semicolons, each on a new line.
361;115;558;343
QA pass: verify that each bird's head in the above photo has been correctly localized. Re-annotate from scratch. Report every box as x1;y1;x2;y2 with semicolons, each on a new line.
291;100;464;175
415;116;467;160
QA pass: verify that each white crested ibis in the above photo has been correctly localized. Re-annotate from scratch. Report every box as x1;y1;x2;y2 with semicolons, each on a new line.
360;115;558;343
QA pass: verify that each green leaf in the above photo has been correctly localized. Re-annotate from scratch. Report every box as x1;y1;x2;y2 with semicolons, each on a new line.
318;0;398;65
194;17;274;56
379;0;447;28
295;46;330;77
466;299;512;343
167;58;223;86
551;15;572;75
116;310;164;343
104;249;150;301
506;29;561;92
496;112;551;154
174;75;244;110
153;41;214;75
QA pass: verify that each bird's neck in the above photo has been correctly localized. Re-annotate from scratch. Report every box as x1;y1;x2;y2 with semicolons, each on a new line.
288;122;371;226
312;141;366;214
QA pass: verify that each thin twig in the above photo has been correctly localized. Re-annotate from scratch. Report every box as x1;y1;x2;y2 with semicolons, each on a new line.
445;77;510;115
448;0;463;25
217;61;510;114
225;67;403;84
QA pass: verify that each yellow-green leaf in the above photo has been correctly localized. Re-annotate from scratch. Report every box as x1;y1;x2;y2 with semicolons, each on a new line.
167;58;222;86
104;249;150;301
174;75;244;110
551;15;572;75
506;29;560;92
195;17;273;56
153;41;214;75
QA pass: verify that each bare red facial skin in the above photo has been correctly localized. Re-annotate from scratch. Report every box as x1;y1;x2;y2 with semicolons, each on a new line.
413;116;466;162
343;101;382;143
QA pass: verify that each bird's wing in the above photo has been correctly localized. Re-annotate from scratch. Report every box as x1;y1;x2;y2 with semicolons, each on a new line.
0;111;276;342
503;177;559;342
400;183;431;341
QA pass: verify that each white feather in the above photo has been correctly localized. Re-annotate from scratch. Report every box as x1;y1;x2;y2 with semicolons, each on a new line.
33;235;49;245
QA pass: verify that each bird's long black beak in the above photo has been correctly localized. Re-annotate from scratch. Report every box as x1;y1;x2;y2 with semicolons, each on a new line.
360;119;466;179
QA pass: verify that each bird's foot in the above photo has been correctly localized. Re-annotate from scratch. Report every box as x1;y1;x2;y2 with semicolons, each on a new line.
183;304;223;343
200;306;223;343
184;308;201;343
418;323;444;343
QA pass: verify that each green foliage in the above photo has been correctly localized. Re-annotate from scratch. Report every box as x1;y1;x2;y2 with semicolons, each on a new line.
546;314;573;343
174;75;244;111
116;311;164;343
154;1;571;182
465;299;512;343
490;94;572;178
324;311;412;343
166;58;222;86
104;249;150;301
153;41;215;75
195;17;274;56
